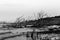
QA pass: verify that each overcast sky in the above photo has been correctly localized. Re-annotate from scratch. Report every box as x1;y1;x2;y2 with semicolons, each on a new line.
0;0;60;22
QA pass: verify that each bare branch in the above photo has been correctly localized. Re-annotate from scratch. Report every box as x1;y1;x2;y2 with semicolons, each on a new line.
15;15;26;23
37;10;48;19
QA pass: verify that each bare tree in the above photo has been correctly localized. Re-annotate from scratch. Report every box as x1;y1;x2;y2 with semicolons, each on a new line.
14;15;26;28
37;10;48;19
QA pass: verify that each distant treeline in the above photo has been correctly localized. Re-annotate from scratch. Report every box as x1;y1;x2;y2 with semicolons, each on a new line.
2;16;60;28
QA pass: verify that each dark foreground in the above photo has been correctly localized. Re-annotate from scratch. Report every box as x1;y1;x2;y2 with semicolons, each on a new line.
0;28;60;40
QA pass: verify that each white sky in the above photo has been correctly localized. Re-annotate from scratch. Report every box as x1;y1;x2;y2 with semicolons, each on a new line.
0;0;60;22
